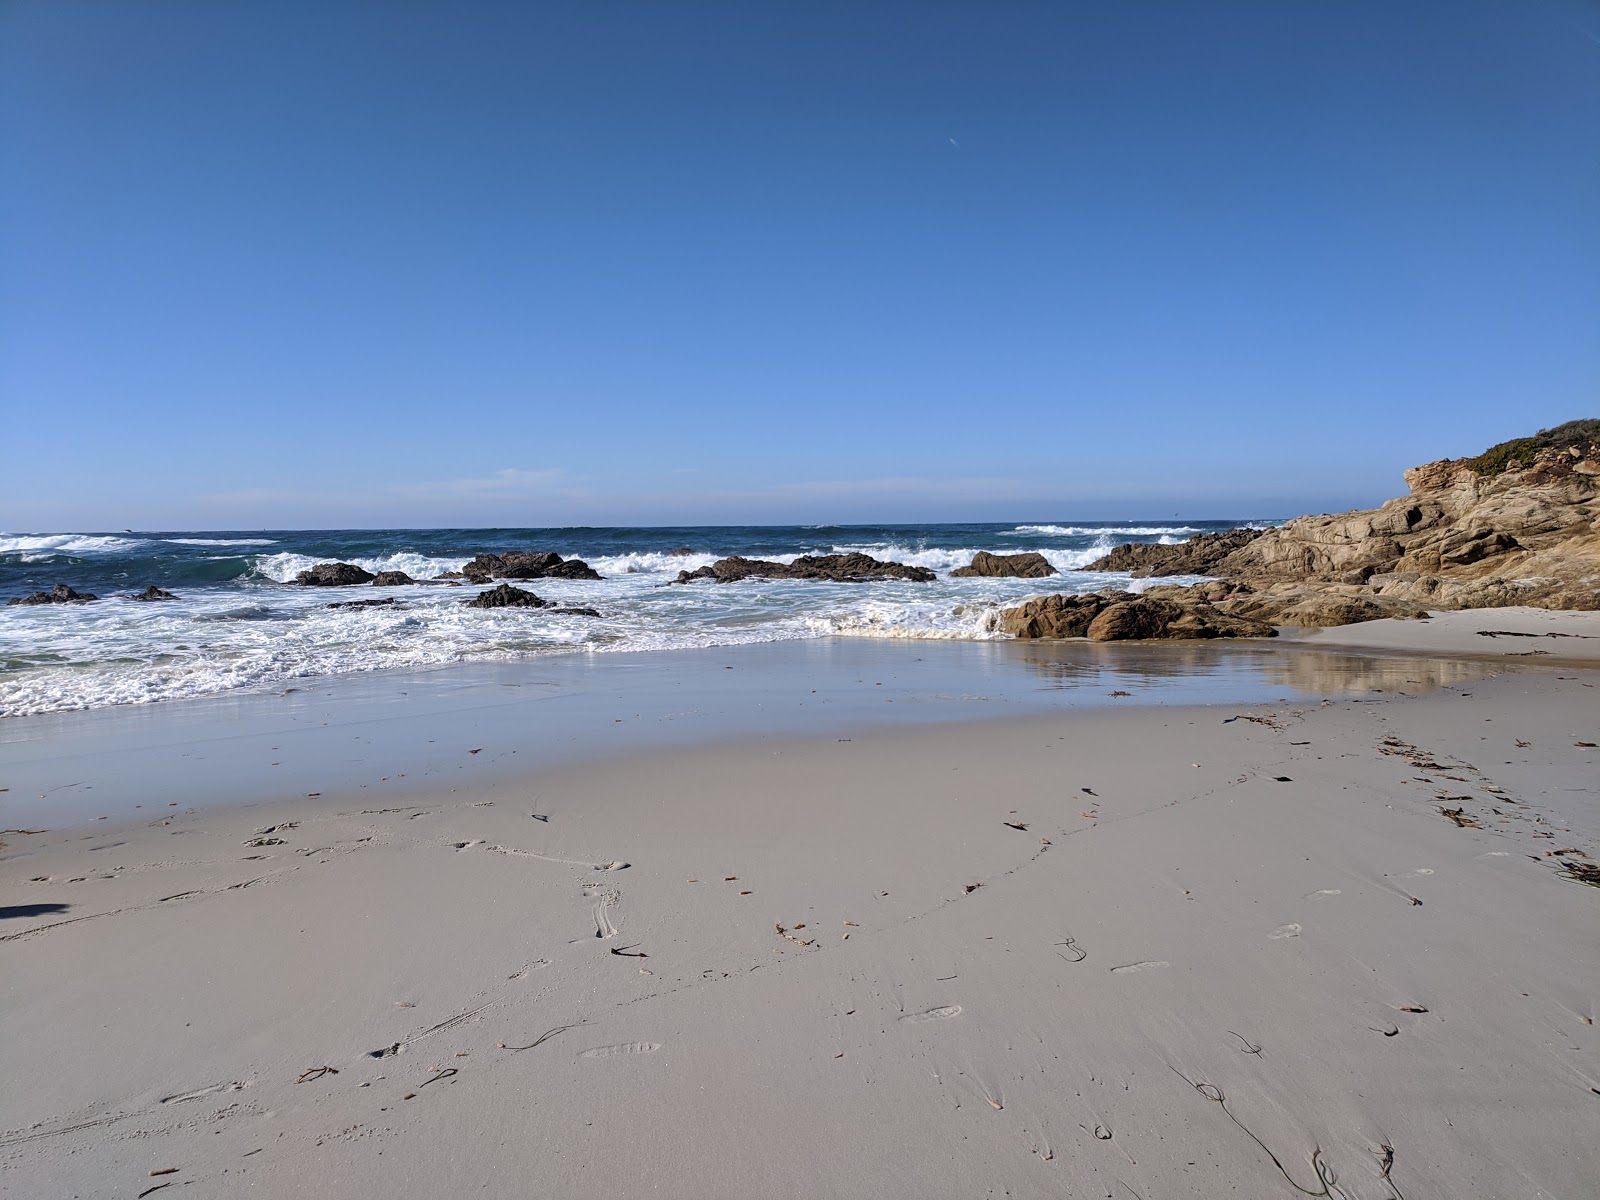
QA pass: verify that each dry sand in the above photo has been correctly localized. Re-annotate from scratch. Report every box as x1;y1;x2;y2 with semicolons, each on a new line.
1297;605;1600;662
3;659;1598;1197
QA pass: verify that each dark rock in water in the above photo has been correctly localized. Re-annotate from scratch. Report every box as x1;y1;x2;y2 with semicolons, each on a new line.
1083;528;1265;577
667;546;697;556
673;553;936;584
370;571;415;586
465;583;547;609
950;551;1057;579
998;589;1276;641
130;586;178;601
461;552;602;582
8;583;99;606
296;562;376;586
435;570;466;579
328;597;399;610
545;606;602;617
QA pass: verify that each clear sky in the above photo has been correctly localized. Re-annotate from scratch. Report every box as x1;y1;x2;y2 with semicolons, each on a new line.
3;0;1597;530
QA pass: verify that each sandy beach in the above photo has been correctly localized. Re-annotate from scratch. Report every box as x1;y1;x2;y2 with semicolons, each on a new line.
3;630;1597;1199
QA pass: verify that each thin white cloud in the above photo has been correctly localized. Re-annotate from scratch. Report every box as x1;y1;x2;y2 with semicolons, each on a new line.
390;468;568;501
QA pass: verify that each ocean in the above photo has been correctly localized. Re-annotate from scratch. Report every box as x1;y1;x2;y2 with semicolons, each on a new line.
0;521;1272;717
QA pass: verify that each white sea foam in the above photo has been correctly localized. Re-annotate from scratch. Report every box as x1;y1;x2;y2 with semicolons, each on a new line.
0;533;147;558
253;551;470;582
585;550;720;576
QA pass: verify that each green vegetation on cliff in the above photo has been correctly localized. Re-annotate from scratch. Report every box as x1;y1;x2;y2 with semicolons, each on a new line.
1466;419;1600;477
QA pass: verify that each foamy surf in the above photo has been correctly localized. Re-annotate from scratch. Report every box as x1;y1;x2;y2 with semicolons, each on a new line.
0;520;1270;716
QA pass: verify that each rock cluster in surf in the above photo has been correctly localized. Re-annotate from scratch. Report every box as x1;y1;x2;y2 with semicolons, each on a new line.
296;562;377;586
460;552;602;582
673;553;937;584
7;584;99;605
464;583;601;616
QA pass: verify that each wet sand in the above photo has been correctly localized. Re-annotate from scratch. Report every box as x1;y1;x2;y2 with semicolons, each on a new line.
2;650;1597;1198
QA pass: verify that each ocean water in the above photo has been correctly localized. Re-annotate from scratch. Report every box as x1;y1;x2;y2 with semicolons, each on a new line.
0;521;1273;716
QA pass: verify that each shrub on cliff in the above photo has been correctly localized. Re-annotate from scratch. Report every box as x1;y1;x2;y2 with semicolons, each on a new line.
1466;419;1600;477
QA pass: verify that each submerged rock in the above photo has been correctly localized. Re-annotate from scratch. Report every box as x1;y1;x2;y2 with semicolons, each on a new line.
674;553;936;584
465;583;548;609
1083;528;1264;577
296;562;376;586
950;551;1057;579
129;586;178;601
461;552;602;582
328;596;399;610
666;546;698;556
7;584;98;606
369;571;415;586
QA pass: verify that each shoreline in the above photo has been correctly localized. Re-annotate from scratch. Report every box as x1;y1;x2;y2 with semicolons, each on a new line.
2;664;1596;1198
0;630;1547;831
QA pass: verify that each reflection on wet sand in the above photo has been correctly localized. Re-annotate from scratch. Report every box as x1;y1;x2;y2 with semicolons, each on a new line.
1002;638;1508;697
1260;647;1502;695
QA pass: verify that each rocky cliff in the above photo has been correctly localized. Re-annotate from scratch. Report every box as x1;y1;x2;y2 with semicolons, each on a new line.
1213;420;1599;615
1002;421;1600;637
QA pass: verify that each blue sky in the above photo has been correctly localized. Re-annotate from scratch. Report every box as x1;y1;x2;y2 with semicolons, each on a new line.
3;0;1597;530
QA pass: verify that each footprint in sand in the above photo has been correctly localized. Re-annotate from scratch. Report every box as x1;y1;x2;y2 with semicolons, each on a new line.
592;897;619;940
1269;923;1302;940
900;1006;962;1024
580;1042;660;1059
1109;960;1169;974
160;1081;248;1104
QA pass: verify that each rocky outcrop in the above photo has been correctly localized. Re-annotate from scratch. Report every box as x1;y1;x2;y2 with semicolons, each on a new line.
998;592;1128;638
1047;421;1600;631
370;571;415;587
8;584;98;606
950;551;1057;579
130;586;178;601
1083;528;1264;577
328;597;398;610
674;554;936;584
998;589;1275;641
296;562;376;586
461;552;602;582
1210;421;1599;614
